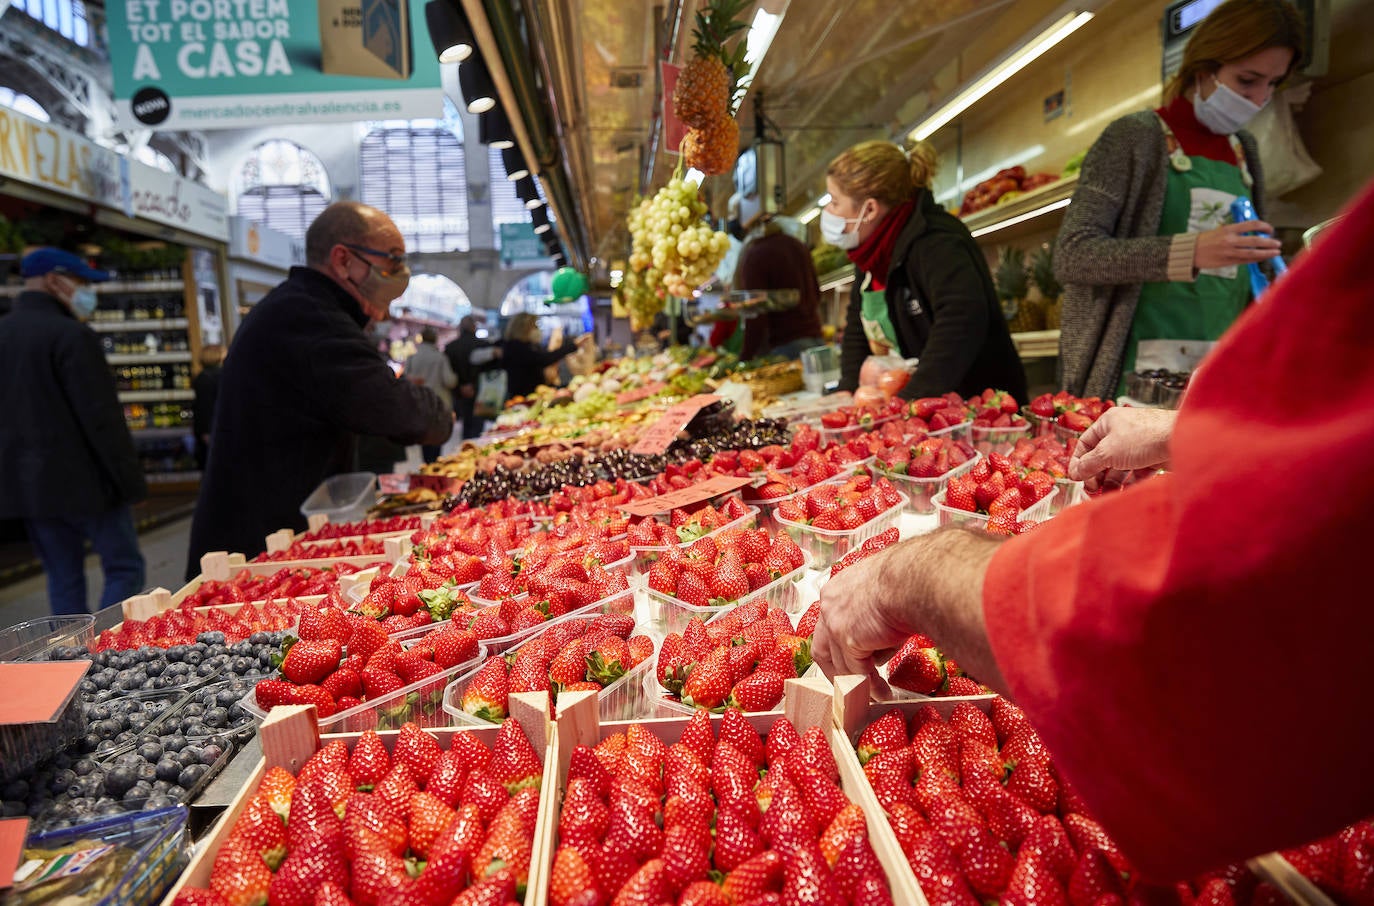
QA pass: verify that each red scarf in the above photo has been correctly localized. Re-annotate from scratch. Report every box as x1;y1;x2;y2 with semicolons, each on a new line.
1156;94;1238;166
847;200;915;292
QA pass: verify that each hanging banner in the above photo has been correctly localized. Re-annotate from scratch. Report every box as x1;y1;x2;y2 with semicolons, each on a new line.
0;107;126;209
105;0;444;131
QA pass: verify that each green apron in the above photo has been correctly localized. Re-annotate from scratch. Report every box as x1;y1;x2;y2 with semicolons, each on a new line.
717;320;744;357
1120;118;1253;396
858;272;900;357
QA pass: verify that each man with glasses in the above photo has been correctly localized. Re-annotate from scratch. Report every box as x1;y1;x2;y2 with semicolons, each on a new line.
186;202;453;576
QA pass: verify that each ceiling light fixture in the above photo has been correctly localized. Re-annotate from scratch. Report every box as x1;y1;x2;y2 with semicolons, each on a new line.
425;1;475;63
532;207;552;234
458;58;498;114
502;147;530;181
909;10;1094;141
480;105;516;150
733;8;784;110
516;175;544;210
798;206;821;225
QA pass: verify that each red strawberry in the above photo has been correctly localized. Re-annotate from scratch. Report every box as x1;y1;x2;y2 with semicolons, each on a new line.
254;678;297;711
266;831;349;906
227;794;288;871
360;666;404;700
1003;850;1070;906
886;635;945;694
549;846;601;906
431;629;480;669
460;657;509;722
910;829;980;906
170;891;230;906
321;666;363;702
722;849;784;903
1068;850;1126;906
281;638;343;685
1063;814;1132;875
406;791;456;859
1007;756;1060;813
209;837;272;906
678;880;728;906
488;718;542;793
855;709;907;765
681;656;731;710
728;670;785;711
957;826;1017;897
782;842;845;906
393;723;443;784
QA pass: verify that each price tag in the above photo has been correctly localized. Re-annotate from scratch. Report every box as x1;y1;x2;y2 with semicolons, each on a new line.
631;394;721;455
615;382;668;406
619;474;752;518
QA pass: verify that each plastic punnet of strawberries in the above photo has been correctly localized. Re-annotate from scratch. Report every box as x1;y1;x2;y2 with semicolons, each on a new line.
906;394;973;434
966;389;1029;430
92;597;310;652
773;472;906;533
646;527;807;608
656;599;821;713
941;453;1056;535
455;611;652;723
854;699;1297;906
548;709;897;906
170;719;544;906
628;497;755;550
1029;391;1115;436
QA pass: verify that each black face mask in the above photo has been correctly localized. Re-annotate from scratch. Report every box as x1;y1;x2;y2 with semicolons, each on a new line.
727;218;747;242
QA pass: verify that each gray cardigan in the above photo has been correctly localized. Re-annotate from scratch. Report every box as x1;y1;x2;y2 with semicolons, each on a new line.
1054;111;1264;398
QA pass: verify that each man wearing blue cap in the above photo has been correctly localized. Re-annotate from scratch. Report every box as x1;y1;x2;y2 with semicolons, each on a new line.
0;248;147;614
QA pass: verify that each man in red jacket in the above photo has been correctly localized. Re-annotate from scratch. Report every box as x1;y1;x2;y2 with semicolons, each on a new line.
815;180;1374;880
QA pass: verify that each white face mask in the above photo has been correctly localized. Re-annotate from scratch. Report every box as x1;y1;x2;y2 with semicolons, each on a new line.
1193;75;1264;135
820;208;865;250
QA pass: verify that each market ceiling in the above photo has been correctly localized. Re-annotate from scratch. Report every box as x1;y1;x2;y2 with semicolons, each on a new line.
520;0;1086;263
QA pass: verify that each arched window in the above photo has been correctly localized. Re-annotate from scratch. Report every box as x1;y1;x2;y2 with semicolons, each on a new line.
0;87;50;122
234;141;332;241
389;274;473;324
360;101;469;253
11;0;91;47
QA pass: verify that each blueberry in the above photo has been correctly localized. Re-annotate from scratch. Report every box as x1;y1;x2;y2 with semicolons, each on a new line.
176;750;200;769
178;764;207;789
104;766;138;798
198;632;226;646
164;734;188;752
166;646;187;662
205;708;229;729
184;651;202;666
155;759;182;783
123;781;152;802
136;763;158;784
200;744;224;764
143;793;176;810
73;758;97;777
216;688;242;708
249;632;270;646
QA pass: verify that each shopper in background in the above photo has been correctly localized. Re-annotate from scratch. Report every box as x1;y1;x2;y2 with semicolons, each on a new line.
186;202;452;576
500;312;591;400
1055;0;1304;399
722;216;825;360
828;141;1027;401
813;178;1374;880
191;343;223;472
0;248;146;614
404;328;457;462
444;314;502;441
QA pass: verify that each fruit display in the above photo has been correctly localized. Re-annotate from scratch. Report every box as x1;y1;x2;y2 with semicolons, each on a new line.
90;598;311;652
674;0;748;175
170;719;545;906
449;610;654;724
628;497;756;551
907;394;974;434
656;599;818;712
773;472;907;567
966;389;1032;455
627;177;731;300
1028;392;1115;437
645;526;809;612
300;515;422;541
849;699;1293;906
178;564;383;609
827;527;902;579
1281;817;1374;904
453;449;670;507
469;537;631;605
250;537;389;563
960;166;1060;216
548;710;895;905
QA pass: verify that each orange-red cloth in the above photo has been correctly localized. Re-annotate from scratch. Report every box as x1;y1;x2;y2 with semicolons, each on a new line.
983;178;1374;880
1156;93;1239;166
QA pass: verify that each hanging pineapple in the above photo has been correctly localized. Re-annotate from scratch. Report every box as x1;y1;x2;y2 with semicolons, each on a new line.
1030;241;1064;330
674;0;748;176
995;246;1042;334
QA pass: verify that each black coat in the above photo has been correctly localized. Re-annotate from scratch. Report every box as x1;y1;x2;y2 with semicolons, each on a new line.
839;190;1027;402
443;332;502;393
186;268;452;574
501;337;576;400
0;291;146;519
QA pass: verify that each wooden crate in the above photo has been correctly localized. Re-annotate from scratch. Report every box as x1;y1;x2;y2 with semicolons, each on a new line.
159;693;555;906
526;675;923;906
270;510;438;548
167;550;394;607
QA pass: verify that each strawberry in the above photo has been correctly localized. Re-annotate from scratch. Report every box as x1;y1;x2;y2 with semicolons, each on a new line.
448;869;516;906
320;666;363;702
612;858;671;906
678;881;728;906
675;570;712;608
254;679;297;711
728;669;785;712
393;723;443;784
681;656;731;710
431;629;480;669
1006;756;1060;813
1004;850;1070;906
820;803;869;867
171;891;231;906
360;666;405;700
661;821;711;890
1069;850;1126;906
347;731;391;790
281;638;343;686
1063;814;1132;875
973;785;1039;850
267;831;349;906
549;846;601;906
855;709;907;765
228;794;289;871
285;779;343;849
489;718;542;793
343;793;406;857
957;826;1016;897
723;849;784;903
460;657;509;722
349;843;409;906
782;842;846;906
373;763;419;824
886;635;946;694
209;837;272;906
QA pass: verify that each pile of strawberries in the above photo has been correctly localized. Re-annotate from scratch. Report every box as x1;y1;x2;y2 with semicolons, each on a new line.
827;527;901;578
657;600;820;713
774;473;906;533
91;598;311;652
300;515;421;541
855;700;1287;906
1028;392;1114;435
548;711;895;906
876;436;977;479
457;610;653;722
1282;818;1374;904
941;454;1056;535
172;720;544;906
647;528;807;608
471;540;631;607
907;395;972;433
251;537;389;563
750;446;873;504
628;497;755;549
253;611;482;724
181;564;382;608
819;398;907;435
546;478;653;513
966;389;1029;431
1007;436;1073;479
882;635;987;697
409;517;536;564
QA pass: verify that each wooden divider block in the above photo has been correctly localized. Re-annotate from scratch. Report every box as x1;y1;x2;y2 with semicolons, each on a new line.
384;535;411;563
307;513;330;532
200;551;247;581
121;587;174;622
259;705;321;775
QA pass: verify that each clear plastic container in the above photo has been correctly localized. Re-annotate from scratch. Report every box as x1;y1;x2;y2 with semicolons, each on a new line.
818;413;898;449
238;644;486;733
773;492;906;571
930;485;1059;528
1050;477;1084;515
300;472;378;525
876;453;981;516
652;660;821;718
1052;423;1087;448
468;587;636;655
926;420;973;443
642;550;813;635
0;615;96;661
0;673;86;783
16;806;189;906
1022;408;1056;439
631;506;760;576
970;422;1033;456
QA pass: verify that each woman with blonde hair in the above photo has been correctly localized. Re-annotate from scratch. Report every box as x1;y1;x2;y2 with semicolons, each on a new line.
500;312;589;399
828;140;1026;401
1055;0;1304;399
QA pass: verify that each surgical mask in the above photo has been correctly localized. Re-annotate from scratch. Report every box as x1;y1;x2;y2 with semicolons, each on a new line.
70;286;98;318
351;260;411;312
820;209;864;250
1193;76;1264;135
